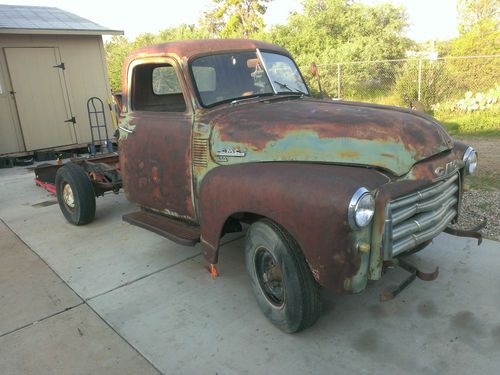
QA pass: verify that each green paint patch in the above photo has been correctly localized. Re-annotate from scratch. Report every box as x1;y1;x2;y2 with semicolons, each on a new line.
213;130;418;176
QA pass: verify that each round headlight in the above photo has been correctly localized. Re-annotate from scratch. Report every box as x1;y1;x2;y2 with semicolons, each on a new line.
349;188;375;229
463;147;478;175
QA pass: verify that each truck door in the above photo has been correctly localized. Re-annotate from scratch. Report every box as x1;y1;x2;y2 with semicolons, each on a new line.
119;58;195;220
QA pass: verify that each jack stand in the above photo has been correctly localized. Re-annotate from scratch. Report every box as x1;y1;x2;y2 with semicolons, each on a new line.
208;264;219;279
380;259;439;302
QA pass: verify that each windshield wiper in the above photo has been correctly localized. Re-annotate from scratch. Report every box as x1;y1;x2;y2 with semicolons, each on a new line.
273;81;307;96
230;95;264;105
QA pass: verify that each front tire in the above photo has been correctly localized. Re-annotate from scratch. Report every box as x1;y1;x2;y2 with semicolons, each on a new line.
55;163;96;225
245;219;321;333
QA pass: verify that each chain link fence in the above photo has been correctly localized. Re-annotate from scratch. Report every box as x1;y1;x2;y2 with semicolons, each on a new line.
303;55;500;110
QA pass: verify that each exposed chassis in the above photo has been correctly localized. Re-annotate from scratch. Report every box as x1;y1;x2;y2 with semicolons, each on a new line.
34;153;122;197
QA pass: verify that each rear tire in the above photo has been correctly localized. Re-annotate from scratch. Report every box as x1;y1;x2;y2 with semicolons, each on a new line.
55;163;96;225
245;219;321;333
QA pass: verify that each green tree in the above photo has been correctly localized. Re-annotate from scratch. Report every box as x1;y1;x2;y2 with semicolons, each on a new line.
267;0;412;97
156;24;210;43
457;0;499;33
105;35;133;92
446;0;500;92
202;0;272;38
105;25;210;92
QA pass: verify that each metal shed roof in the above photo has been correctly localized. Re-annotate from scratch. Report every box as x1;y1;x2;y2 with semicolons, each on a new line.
0;4;123;35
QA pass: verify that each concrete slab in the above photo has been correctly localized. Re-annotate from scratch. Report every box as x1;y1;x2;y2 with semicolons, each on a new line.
2;166;500;374
0;166;199;299
0;304;159;375
89;235;500;374
0;220;82;336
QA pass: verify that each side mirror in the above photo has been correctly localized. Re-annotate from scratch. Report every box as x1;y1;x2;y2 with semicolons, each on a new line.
309;62;324;99
310;62;318;77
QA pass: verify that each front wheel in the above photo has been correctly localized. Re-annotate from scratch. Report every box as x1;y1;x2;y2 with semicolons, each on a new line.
245;219;321;333
55;163;96;225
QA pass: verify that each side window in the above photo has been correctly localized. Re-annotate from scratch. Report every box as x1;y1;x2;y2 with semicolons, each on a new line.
152;66;182;95
132;63;187;112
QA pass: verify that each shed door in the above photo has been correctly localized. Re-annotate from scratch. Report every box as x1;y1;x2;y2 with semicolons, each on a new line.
5;47;76;150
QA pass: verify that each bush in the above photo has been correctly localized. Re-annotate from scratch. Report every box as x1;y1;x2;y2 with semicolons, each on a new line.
394;59;457;110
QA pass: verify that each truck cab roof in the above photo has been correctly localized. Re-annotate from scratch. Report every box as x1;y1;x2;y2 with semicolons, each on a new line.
125;38;290;61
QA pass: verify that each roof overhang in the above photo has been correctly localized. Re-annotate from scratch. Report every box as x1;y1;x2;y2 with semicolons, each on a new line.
0;28;124;36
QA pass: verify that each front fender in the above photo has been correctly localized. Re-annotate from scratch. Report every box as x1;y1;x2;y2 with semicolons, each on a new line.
198;162;388;292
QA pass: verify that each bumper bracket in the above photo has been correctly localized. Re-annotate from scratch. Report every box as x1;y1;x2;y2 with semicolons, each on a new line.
444;217;486;245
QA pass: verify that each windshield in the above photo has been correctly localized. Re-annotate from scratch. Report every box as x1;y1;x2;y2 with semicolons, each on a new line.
190;51;308;107
261;52;309;95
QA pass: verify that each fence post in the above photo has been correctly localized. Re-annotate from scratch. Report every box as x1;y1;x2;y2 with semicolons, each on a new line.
417;59;422;101
337;63;341;99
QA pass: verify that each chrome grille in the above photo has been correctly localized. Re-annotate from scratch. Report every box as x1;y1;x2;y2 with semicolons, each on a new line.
384;173;460;258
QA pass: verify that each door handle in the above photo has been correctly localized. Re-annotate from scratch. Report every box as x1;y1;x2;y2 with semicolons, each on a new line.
119;125;134;134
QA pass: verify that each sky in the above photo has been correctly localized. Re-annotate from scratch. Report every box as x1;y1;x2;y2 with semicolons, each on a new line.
3;0;459;42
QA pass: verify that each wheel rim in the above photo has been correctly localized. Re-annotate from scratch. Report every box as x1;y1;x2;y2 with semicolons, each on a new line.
62;183;75;209
254;247;285;307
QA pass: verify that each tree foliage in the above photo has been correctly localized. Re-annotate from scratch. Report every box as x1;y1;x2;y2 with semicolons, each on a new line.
267;0;412;96
445;0;500;92
457;0;499;34
452;0;499;57
105;35;133;92
202;0;272;38
105;25;210;91
104;0;415;96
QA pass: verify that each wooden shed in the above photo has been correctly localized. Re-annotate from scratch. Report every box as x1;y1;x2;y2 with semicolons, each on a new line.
0;4;122;156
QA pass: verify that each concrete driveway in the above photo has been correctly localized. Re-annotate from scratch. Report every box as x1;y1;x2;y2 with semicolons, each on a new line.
1;165;499;375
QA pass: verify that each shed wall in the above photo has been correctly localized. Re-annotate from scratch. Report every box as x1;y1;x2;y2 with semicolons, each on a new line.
0;34;115;155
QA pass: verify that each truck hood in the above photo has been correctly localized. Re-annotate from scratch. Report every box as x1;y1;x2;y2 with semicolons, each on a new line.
209;98;453;176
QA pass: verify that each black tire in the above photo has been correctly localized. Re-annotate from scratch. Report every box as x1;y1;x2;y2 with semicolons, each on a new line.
245;219;321;333
55;163;96;225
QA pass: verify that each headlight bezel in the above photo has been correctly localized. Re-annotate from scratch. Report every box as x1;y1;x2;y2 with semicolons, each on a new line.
463;146;478;175
348;187;375;230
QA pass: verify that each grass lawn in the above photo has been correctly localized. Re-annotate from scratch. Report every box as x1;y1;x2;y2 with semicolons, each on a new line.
435;110;500;138
435;110;500;191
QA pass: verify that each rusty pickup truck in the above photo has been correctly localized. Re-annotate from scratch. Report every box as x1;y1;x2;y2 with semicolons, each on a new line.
51;39;481;333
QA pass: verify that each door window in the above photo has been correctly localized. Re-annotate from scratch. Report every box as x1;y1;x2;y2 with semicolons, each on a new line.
132;63;186;112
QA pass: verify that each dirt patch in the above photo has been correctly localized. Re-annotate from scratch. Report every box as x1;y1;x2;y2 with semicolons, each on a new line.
459;138;500;178
455;190;500;241
459;137;500;190
455;138;500;241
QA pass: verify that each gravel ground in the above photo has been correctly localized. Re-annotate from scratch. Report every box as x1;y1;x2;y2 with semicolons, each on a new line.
456;137;500;242
455;189;500;241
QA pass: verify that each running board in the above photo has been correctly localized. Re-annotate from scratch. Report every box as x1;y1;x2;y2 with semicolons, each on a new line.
123;210;200;246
